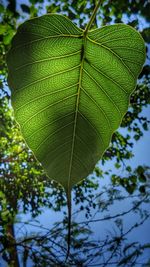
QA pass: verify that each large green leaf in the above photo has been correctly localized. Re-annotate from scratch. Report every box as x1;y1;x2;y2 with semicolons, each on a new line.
6;14;145;192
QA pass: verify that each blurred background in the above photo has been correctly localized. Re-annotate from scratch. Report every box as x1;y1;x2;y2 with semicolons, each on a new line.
0;0;150;266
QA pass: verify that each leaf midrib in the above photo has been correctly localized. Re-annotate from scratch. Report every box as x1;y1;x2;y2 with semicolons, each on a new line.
67;35;86;190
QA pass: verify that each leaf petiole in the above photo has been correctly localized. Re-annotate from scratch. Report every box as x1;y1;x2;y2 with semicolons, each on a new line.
84;0;101;35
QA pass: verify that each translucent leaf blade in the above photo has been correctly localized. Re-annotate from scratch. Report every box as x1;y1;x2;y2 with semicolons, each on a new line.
6;14;146;191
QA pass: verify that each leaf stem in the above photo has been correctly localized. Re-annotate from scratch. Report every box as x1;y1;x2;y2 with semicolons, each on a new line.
65;190;72;262
84;0;101;35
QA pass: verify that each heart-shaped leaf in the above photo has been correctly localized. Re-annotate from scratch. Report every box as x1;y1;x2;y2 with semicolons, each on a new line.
6;14;145;192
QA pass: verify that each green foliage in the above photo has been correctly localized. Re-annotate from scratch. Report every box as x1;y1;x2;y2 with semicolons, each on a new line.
0;97;54;217
142;27;150;43
111;165;149;195
6;14;145;192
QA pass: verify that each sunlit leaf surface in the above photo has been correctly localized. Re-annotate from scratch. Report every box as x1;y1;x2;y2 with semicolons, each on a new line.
6;14;145;192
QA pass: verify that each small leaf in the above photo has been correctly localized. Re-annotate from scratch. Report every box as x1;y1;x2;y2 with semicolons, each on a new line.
1;210;10;221
139;174;147;183
141;28;150;43
136;165;144;175
21;4;30;14
126;166;132;172
126;184;136;194
0;25;7;35
3;28;15;45
115;162;121;169
139;185;146;193
142;122;148;131
134;134;140;141
130;175;137;183
6;14;145;192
